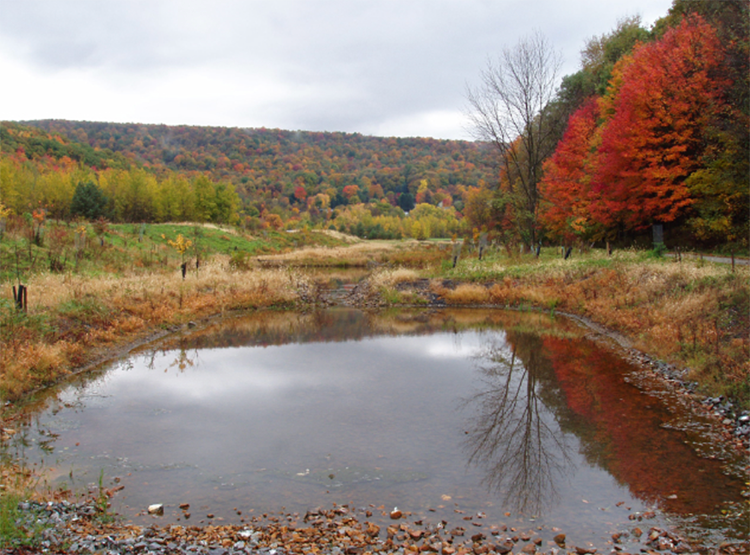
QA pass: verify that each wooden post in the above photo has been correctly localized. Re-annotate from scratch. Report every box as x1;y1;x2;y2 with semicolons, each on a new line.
452;242;462;268
181;262;187;280
13;284;27;312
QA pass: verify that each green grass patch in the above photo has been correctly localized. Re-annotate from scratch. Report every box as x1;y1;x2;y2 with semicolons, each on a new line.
0;493;43;550
0;492;26;548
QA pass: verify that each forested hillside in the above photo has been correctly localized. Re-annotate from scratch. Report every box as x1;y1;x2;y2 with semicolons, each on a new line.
0;122;240;225
22;121;493;216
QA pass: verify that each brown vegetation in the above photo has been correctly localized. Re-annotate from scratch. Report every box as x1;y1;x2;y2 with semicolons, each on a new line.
0;260;312;400
430;256;749;405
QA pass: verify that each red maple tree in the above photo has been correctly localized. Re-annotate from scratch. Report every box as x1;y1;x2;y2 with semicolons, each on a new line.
539;98;603;243
592;16;728;230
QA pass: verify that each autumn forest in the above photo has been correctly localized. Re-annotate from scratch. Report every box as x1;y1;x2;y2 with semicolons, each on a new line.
0;0;747;250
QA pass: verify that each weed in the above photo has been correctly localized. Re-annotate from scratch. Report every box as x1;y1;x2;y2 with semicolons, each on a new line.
95;469;115;524
0;492;28;548
0;489;45;550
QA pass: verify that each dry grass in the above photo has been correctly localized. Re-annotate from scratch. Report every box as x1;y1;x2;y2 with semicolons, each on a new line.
255;239;442;268
439;283;491;305
369;267;420;289
436;257;750;405
0;259;314;401
256;242;393;266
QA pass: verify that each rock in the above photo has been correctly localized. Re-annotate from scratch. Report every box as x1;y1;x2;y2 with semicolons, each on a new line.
147;503;164;515
575;546;597;554
655;538;674;551
554;534;566;546
179;503;190;510
450;528;465;536
521;542;536;554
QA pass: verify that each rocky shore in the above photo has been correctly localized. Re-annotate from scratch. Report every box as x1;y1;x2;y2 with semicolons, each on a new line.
4;500;749;555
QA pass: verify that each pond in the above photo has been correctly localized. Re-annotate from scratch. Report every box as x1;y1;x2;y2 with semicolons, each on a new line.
4;308;747;547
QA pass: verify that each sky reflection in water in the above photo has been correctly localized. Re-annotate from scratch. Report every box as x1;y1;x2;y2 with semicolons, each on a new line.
14;308;748;544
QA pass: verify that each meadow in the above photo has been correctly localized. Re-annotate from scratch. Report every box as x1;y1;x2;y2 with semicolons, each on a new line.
0;222;747;409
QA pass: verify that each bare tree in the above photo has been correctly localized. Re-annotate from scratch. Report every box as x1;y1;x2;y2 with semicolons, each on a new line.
462;335;572;516
467;31;562;249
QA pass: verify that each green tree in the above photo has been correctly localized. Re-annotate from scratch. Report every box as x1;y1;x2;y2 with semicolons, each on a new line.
398;192;415;212
192;176;218;223
71;181;109;220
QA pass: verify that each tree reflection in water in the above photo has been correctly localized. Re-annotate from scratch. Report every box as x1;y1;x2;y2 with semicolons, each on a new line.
462;332;572;516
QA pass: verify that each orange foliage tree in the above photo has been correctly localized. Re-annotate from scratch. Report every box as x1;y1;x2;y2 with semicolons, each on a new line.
592;16;728;231
539;98;603;244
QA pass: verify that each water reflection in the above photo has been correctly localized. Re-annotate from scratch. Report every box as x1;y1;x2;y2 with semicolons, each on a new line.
541;336;747;518
1;308;746;544
463;333;572;516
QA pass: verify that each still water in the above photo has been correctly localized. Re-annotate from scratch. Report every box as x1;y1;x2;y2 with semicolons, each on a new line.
6;308;748;545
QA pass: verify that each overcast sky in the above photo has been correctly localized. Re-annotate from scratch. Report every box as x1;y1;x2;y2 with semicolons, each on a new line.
0;0;673;140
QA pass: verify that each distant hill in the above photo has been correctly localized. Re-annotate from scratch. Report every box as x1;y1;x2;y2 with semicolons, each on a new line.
22;120;495;214
0;121;130;170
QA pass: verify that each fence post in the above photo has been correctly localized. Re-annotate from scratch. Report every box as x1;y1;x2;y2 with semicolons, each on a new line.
13;284;27;312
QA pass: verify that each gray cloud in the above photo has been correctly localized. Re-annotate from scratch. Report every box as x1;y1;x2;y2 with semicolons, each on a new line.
0;0;674;139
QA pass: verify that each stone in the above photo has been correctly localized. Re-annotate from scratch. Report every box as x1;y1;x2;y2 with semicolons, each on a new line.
390;509;403;519
554;534;566;547
147;503;164;516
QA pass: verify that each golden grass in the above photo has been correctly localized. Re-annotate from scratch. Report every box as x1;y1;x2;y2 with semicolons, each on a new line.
0;259;314;400
255;239;437;268
369;267;420;289
441;283;490;305
437;257;750;403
